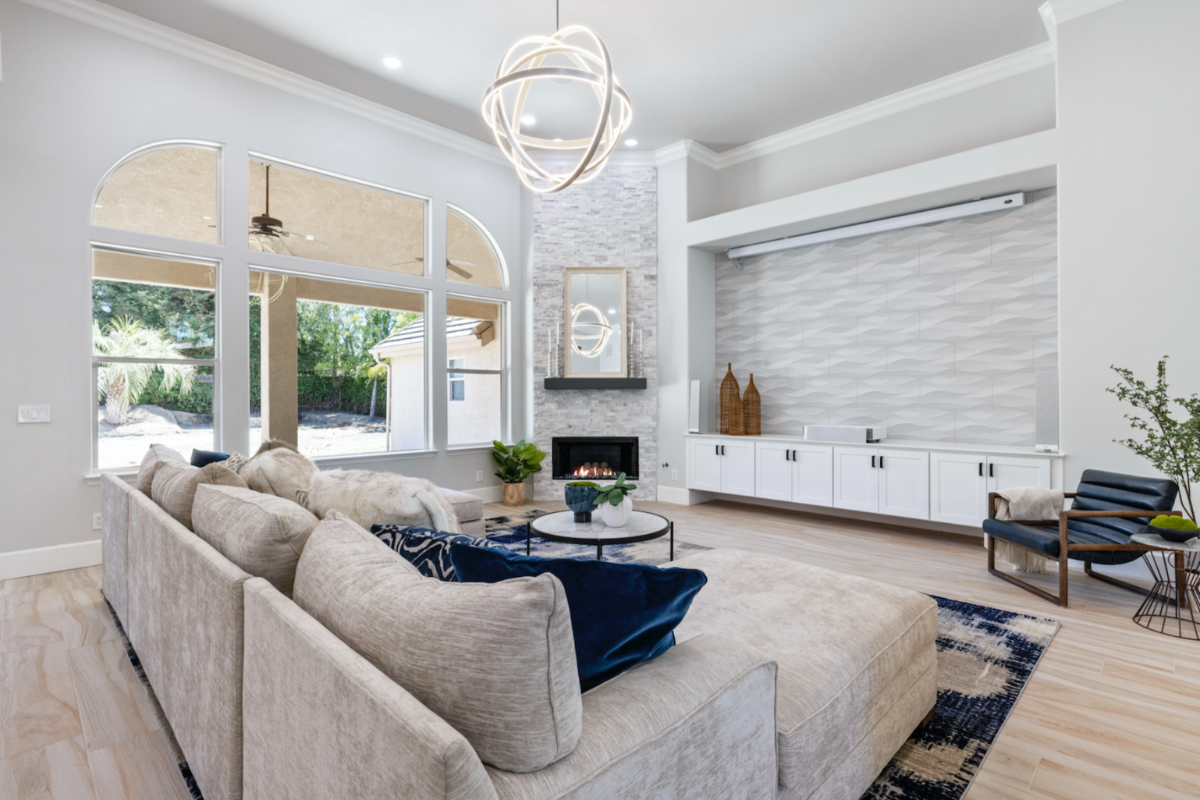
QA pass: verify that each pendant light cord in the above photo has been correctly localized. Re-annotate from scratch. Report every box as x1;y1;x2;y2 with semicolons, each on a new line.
556;0;559;31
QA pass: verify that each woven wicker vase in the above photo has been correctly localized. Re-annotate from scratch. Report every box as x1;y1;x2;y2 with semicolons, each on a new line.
729;391;745;435
743;373;761;436
719;363;740;435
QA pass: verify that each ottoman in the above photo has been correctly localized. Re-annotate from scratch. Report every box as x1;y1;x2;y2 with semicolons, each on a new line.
670;549;938;800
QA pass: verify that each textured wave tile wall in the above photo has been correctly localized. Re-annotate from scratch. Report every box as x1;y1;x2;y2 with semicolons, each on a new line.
714;188;1056;445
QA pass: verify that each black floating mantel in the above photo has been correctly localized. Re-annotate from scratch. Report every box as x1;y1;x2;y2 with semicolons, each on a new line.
544;377;647;391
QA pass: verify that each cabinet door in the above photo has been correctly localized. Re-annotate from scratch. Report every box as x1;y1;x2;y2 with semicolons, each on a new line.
721;440;757;497
879;449;930;520
930;451;988;526
756;442;794;502
987;455;1051;494
833;446;879;513
792;444;834;507
688;439;723;492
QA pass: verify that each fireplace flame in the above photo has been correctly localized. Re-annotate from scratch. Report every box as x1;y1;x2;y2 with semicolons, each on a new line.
570;462;618;479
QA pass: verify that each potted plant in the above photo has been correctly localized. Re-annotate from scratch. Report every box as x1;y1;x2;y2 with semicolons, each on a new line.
491;440;545;507
565;481;600;522
593;472;636;528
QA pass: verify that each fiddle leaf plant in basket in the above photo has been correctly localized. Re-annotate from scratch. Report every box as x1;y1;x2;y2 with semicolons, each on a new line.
492;440;545;507
592;472;637;528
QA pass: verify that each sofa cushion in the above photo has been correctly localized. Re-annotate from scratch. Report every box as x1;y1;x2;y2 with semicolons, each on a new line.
450;546;708;692
137;443;188;495
440;487;484;523
669;549;938;799
370;524;508;580
151;461;248;531
293;512;582;773
193;485;320;596
302;469;462;534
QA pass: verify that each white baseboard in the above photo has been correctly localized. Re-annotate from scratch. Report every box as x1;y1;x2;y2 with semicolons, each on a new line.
466;486;504;504
656;486;714;505
0;539;103;581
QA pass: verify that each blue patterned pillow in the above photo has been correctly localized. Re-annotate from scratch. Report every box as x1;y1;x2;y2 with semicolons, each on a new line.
369;524;508;580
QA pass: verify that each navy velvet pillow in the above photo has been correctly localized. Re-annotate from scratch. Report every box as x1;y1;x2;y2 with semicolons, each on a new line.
190;449;230;468
370;524;509;581
449;545;707;691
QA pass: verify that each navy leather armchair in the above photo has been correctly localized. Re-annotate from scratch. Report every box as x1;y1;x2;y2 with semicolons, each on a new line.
982;469;1180;607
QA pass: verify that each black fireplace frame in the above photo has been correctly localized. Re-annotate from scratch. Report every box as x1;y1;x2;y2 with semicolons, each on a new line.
551;436;639;480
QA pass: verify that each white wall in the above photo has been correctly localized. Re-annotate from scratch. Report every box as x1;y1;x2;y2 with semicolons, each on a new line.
0;1;525;565
709;67;1056;217
1057;0;1200;500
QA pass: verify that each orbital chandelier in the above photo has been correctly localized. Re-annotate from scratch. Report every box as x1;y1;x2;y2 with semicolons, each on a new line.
482;4;632;193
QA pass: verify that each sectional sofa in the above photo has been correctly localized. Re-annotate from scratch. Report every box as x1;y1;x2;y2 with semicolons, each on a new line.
101;456;937;800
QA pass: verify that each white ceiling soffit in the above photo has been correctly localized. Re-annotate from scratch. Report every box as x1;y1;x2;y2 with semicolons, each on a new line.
653;41;1055;171
18;0;508;166
1038;0;1128;43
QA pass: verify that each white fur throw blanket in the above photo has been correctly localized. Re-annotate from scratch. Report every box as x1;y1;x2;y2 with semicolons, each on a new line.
988;486;1065;574
236;441;318;503
300;469;461;534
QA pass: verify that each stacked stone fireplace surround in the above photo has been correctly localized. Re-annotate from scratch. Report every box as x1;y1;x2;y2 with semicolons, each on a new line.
532;166;658;502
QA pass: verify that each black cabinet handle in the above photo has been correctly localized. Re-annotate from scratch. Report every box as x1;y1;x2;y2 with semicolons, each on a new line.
979;462;983;477
786;450;791;461
715;445;719;456
721;445;726;456
989;463;994;478
871;455;876;468
879;455;884;469
791;450;797;461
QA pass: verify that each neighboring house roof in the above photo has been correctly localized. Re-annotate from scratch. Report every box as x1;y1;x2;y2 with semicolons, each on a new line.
370;316;482;356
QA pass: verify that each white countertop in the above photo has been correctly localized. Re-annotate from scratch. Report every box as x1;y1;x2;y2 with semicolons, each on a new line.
684;432;1064;458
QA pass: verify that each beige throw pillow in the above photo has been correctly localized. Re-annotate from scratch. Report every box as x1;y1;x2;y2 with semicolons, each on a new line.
151;462;248;531
136;444;188;495
292;512;582;773
239;444;318;503
192;485;319;596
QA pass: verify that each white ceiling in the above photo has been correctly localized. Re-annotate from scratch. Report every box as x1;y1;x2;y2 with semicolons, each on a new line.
98;0;1050;153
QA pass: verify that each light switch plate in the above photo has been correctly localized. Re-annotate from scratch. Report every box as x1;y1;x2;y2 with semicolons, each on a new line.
18;405;51;423
92;512;102;531
476;470;484;482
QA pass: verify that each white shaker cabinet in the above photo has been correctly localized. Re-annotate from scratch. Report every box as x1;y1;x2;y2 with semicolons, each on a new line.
834;446;929;520
930;452;1052;525
833;446;882;514
756;442;834;506
687;437;756;495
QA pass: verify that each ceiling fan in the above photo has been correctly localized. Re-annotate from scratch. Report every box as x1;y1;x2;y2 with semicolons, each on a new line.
248;164;329;256
391;255;476;280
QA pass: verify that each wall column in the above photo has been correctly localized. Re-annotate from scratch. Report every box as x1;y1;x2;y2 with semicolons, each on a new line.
260;275;298;447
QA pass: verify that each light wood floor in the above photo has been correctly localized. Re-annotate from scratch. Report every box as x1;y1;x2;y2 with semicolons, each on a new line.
2;499;1198;799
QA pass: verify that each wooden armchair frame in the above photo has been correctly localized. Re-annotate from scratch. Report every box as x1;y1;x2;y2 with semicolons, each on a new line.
986;492;1183;607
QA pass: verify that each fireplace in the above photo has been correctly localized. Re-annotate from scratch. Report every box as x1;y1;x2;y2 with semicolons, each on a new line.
551;437;639;480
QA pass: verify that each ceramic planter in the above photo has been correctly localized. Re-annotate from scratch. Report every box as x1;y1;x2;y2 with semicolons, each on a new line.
564;485;600;522
502;482;525;507
597;494;633;528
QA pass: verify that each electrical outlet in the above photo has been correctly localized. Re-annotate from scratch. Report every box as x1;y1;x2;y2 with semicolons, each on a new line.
671;469;678;481
476;470;484;482
92;512;102;531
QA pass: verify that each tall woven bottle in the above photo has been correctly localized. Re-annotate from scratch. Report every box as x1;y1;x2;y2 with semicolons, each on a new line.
719;363;740;435
729;390;746;436
743;373;761;435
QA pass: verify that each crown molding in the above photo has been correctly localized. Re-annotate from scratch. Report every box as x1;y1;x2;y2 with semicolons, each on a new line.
19;0;507;166
709;42;1055;170
654;140;719;169
1039;0;1127;43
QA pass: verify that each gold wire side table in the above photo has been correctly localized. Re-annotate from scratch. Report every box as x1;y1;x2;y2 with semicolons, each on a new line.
1130;533;1200;640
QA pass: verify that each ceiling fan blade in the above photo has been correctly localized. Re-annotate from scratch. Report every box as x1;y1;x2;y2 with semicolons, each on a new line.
446;261;474;279
275;229;329;256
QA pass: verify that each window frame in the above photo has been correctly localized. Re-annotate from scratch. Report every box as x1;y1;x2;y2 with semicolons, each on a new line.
89;244;222;474
444;292;508;449
448;358;466;402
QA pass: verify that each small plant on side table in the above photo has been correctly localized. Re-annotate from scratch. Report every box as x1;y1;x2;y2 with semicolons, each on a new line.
492;440;545;507
1149;514;1199;544
593;472;636;528
565;480;600;522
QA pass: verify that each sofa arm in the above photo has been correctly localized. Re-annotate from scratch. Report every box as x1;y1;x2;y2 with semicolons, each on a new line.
242;578;498;800
486;635;778;800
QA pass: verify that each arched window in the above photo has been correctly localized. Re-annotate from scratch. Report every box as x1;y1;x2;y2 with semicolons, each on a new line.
447;206;506;289
93;143;220;243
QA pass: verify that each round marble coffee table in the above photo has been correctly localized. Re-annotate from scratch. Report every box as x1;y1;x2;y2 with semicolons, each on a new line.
527;510;674;561
1130;532;1200;640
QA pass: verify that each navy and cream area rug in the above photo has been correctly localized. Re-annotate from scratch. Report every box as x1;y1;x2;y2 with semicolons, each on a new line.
104;512;1059;800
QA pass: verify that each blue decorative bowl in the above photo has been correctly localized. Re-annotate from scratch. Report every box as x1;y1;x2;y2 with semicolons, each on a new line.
1151;525;1199;544
564;485;600;522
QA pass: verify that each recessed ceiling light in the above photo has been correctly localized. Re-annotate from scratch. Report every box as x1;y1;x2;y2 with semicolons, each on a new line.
521;115;536;126
382;56;402;69
625;139;638;147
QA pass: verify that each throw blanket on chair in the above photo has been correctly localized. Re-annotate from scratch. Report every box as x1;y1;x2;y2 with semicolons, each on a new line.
988;487;1065;574
300;469;462;534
